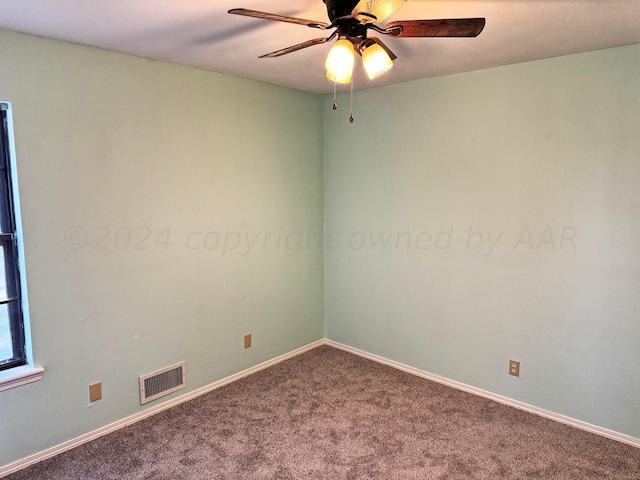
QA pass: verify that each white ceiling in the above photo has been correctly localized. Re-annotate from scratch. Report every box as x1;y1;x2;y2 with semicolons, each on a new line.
1;1;639;94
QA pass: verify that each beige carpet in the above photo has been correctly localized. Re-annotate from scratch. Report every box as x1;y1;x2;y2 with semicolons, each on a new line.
6;345;640;479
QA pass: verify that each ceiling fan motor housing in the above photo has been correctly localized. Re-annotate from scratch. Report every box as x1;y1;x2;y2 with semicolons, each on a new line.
324;0;370;44
324;0;360;22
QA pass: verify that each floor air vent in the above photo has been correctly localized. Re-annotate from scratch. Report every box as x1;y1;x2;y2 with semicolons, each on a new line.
139;361;186;405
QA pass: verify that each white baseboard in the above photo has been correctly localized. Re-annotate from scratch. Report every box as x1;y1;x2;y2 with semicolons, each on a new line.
325;339;640;449
0;339;324;478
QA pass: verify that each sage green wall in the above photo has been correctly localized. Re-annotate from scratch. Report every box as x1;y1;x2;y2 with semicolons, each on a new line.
1;25;639;471
0;29;324;466
324;44;640;438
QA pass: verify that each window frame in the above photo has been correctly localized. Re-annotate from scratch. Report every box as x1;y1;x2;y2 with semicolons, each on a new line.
0;104;44;391
0;104;27;372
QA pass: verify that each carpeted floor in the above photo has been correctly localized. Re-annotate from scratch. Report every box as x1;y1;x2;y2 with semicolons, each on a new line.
6;345;640;479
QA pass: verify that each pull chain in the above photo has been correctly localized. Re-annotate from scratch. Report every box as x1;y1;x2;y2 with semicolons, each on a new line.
349;76;355;124
332;80;338;110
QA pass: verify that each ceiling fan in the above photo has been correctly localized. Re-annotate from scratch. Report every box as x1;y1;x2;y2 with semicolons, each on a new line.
228;0;486;82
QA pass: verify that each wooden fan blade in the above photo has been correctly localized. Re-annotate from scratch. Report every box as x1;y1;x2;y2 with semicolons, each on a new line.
384;18;486;37
368;37;397;60
259;38;330;58
228;8;331;30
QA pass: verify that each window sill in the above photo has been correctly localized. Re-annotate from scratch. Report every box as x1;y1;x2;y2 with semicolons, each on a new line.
0;365;44;392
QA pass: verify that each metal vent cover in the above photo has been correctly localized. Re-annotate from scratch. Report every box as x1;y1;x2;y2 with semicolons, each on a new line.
139;361;186;405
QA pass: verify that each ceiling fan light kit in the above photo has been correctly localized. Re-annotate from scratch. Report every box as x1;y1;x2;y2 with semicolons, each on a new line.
326;38;356;83
361;40;393;79
229;0;485;120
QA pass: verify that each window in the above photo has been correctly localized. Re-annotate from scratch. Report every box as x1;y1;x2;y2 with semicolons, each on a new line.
0;104;26;372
